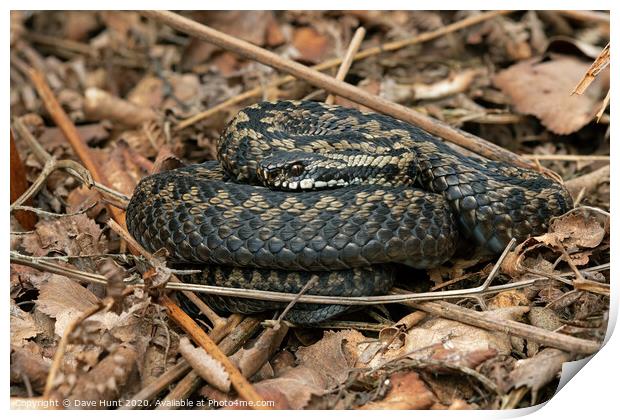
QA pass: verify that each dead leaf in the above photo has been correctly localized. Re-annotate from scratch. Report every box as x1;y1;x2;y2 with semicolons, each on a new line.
297;329;364;386
22;214;106;259
506;348;571;397
528;307;564;332
181;11;276;68
254;366;326;410
487;290;530;309
360;371;436;409
35;275;119;337
249;329;366;409
292;27;331;63
493;55;608;134
364;307;527;370
11;343;51;393
536;211;606;251
11;302;42;346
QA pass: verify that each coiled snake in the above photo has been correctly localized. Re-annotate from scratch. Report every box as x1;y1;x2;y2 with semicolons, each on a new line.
126;101;572;324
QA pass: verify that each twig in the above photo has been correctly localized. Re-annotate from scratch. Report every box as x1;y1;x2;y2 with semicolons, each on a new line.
12;120;131;205
565;165;610;199
10;158;93;210
12;250;608;306
155;370;203;410
175;10;512;130
262;319;388;332
520;154;609;162
160;295;270;409
120;360;191;409
217;316;262;355
596;90;610;122
12;202;97;218
25;67;126;225
146;11;538;171
556;10;610;24
572;43;609;95
557;243;609;296
404;300;600;354
325;27;366;105
274;275;318;326
23;31;97;58
11;251;109;286
122;314;245;409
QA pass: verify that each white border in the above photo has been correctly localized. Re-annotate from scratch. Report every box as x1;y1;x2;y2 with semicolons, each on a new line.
3;2;617;419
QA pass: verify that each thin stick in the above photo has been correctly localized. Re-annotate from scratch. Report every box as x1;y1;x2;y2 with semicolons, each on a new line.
556;10;610;24
175;10;511;130
25;67;126;225
405;300;599;354
12;250;609;306
325;27;366;105
12;119;131;205
520;154;609;162
160;295;270;409
572;43;609;95
274;275;319;325
10;158;93;210
596;90;610;122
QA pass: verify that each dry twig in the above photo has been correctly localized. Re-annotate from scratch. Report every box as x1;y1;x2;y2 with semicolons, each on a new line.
325;27;366;105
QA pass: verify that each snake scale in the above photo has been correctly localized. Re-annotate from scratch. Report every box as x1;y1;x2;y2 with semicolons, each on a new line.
126;100;572;324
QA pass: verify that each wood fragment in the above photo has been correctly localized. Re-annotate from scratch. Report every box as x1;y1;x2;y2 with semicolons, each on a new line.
161;295;270;409
325;27;366;105
25;67;126;226
572;43;610;95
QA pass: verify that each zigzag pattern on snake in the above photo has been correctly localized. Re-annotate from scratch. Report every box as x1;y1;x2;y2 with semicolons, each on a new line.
126;100;572;324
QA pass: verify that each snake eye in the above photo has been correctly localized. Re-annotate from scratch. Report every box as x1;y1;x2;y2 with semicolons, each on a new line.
290;163;304;177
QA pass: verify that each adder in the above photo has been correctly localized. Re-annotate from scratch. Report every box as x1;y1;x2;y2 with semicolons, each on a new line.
126;100;572;324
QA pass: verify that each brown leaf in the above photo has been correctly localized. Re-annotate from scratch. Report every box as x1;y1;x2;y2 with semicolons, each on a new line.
11;342;51;393
22;214;106;258
250;330;366;409
493;55;607;134
365;308;527;370
36;275;119;337
536;211;606;251
359;371;436;410
11;302;42;346
254;366;326;410
181;11;276;68
506;348;571;396
292;27;331;63
296;329;364;386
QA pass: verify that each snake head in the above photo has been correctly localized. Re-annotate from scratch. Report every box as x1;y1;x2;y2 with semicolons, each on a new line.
257;152;320;190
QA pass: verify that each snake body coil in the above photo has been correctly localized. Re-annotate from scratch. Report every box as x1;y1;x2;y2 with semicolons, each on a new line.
126;101;572;323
